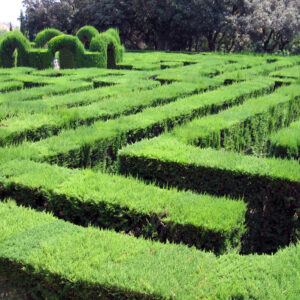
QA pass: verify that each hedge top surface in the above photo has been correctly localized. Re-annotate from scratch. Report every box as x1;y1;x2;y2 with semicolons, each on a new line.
0;159;246;232
76;25;99;47
0;201;299;299
119;135;300;182
171;83;300;144
33;28;63;48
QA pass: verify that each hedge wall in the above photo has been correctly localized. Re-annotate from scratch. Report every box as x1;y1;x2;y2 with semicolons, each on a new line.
0;201;299;299
76;25;99;49
33;28;63;48
267;118;300;160
0;27;124;69
118;136;300;254
0;159;246;254
0;31;31;68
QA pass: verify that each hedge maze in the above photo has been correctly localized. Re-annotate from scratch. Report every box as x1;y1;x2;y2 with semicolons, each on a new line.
0;26;124;69
0;52;299;299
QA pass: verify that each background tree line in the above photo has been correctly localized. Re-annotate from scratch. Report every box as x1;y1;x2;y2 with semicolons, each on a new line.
21;0;300;53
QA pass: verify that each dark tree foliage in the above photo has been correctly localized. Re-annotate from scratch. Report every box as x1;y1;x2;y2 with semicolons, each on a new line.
22;0;300;53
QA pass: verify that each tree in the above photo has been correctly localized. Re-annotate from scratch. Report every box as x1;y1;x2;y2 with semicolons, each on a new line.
19;10;26;35
22;0;76;40
244;0;300;52
21;0;300;52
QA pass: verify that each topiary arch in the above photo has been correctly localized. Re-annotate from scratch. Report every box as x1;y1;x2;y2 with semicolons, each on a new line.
76;26;99;50
34;28;63;48
0;27;125;69
0;31;31;68
48;35;86;69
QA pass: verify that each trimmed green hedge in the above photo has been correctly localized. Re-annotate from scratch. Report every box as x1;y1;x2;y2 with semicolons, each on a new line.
268;119;300;160
0;31;31;68
0;77;93;105
0;27;124;69
270;65;300;79
0;78;275;168
0;81;23;93
118;136;300;254
76;25;99;49
27;48;53;70
0;160;246;254
171;83;300;154
1;78;275;168
0;78;224;146
0;201;299;299
0;72;159;121
48;35;86;69
33;28;63;48
90;29;124;68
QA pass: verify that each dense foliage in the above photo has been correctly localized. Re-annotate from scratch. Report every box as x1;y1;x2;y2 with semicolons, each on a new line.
22;0;300;53
0;52;299;298
0;26;124;69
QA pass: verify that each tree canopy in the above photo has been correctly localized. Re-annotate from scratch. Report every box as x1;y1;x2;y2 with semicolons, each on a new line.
22;0;300;53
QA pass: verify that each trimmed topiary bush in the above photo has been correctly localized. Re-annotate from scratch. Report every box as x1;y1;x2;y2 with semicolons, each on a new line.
90;32;120;68
48;35;86;69
34;28;63;48
0;27;124;69
76;26;99;50
27;49;53;69
0;31;31;68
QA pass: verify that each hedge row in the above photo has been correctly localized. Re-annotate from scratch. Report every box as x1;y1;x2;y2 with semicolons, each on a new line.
33;28;63;48
217;58;300;82
155;54;264;82
270;65;300;79
0;160;246;254
268;118;300;160
171;83;300;154
0;77;93;105
0;78;275;167
0;201;299;299
76;25;99;49
0;76;227;146
0;73;160;121
0;27;124;69
0;80;23;93
156;56;299;84
118;136;300;254
0;31;31;68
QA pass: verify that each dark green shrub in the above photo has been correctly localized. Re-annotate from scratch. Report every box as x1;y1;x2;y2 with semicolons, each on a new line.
0;31;31;68
48;35;85;69
76;26;99;49
83;52;106;68
34;28;63;48
118;136;300;254
90;32;119;68
27;49;53;69
106;28;121;45
58;48;75;69
0;27;124;69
